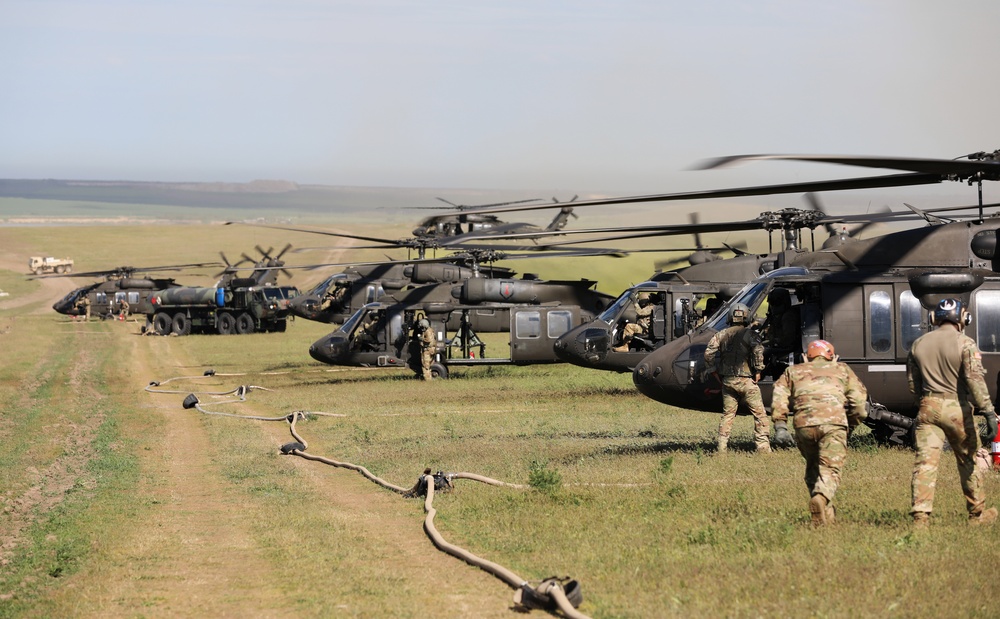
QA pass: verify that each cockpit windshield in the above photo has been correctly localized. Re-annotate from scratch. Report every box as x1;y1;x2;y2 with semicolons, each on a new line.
338;303;375;336
597;282;659;324
705;267;808;331
309;274;347;296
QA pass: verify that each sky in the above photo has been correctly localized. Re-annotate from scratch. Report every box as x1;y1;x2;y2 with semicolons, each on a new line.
3;0;1000;208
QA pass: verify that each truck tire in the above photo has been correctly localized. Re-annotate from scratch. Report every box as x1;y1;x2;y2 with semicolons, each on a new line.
273;319;287;333
171;312;192;336
430;362;448;379
217;312;236;335
153;312;173;335
33;268;42;276
55;265;65;274
235;312;255;334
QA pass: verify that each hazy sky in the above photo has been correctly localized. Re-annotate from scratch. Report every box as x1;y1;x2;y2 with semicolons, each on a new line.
3;0;1000;202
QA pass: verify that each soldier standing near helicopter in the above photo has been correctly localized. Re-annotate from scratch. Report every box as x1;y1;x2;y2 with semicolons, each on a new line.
771;339;868;526
414;318;436;380
907;298;998;528
704;303;771;454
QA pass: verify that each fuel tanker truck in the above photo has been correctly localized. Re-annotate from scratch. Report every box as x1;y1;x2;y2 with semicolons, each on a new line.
144;278;299;335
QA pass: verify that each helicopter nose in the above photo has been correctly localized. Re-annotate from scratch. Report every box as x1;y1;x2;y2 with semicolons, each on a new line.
309;333;348;365
290;296;319;318
554;326;610;365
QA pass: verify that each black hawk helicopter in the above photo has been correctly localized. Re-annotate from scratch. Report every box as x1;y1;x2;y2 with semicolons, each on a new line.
409;196;578;241
47;261;223;320
625;150;1000;445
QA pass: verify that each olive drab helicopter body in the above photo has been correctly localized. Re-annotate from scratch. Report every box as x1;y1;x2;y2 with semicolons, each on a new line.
308;300;587;378
411;197;578;241
49;262;223;320
630;197;1000;445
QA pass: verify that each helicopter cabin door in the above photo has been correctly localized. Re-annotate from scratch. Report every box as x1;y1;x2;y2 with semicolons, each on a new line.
509;306;581;364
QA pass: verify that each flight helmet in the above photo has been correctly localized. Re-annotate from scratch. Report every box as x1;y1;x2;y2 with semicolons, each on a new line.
931;298;971;327
418;318;430;329
806;339;835;360
728;303;751;326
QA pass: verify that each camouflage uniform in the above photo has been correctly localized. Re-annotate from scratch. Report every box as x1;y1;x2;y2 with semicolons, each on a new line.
615;300;654;352
418;324;437;380
907;324;994;520
705;325;770;453
80;296;91;321
772;357;867;507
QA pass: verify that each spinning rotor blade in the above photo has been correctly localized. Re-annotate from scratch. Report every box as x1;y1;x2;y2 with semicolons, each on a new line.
696;151;1000;181
35;262;223;279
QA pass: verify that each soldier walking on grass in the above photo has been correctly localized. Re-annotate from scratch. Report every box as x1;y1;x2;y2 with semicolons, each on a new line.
771;339;868;526
907;298;998;528
704;303;771;454
415;318;436;381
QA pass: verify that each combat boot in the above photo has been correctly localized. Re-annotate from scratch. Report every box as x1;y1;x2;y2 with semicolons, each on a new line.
912;512;930;530
825;503;836;525
716;437;728;454
809;494;829;527
969;507;998;527
612;345;629;353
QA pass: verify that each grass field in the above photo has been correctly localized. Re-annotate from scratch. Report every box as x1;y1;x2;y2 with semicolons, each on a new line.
2;214;1000;618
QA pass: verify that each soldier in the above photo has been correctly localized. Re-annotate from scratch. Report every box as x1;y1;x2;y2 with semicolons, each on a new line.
907;298;998;528
81;295;91;321
414;318;437;380
704;303;771;453
613;293;654;352
765;288;800;357
771;339;868;526
119;298;130;321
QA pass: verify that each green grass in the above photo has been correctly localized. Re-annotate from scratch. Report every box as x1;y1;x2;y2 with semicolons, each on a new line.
4;220;1000;618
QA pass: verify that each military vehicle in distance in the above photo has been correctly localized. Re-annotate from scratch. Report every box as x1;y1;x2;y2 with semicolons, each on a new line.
145;278;299;335
29;256;73;275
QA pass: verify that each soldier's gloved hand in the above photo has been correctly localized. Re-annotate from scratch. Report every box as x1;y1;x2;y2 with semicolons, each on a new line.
981;410;999;444
773;421;795;449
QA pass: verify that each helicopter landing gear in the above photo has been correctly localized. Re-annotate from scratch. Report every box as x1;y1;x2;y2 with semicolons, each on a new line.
430;362;449;379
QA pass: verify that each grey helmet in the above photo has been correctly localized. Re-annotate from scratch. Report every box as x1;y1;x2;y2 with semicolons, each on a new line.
417;318;430;329
728;303;751;326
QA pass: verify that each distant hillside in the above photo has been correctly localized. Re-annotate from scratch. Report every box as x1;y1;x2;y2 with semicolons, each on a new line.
0;179;554;218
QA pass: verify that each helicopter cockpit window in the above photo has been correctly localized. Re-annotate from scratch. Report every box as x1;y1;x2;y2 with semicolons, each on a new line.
365;285;380;304
899;290;923;352
515;311;542;339
547;310;573;338
707;281;769;331
310;274;343;297
974;290;1000;353
598;283;658;325
869;291;892;353
339;305;371;336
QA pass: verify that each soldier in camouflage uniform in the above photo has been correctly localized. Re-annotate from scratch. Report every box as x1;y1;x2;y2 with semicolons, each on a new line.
771;339;867;526
907;298;998;528
414;318;437;380
704;303;771;453
614;293;654;352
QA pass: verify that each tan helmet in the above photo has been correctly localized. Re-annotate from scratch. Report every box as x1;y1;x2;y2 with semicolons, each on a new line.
806;339;835;360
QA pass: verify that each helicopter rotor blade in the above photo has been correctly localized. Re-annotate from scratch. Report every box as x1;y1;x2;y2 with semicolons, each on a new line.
695;152;1000;181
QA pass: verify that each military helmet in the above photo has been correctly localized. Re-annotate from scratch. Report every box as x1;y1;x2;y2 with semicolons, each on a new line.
767;288;791;308
806;339;835;360
931;298;971;327
417;318;430;329
728;303;751;326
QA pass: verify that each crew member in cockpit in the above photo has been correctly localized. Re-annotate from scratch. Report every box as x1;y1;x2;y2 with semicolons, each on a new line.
614;293;654;353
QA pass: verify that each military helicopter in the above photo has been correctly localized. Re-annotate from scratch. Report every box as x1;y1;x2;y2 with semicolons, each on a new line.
308;297;590;379
47;262;222;320
409;196;578;241
625;150;1000;445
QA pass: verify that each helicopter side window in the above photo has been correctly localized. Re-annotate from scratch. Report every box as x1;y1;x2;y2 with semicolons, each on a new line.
515;311;542;339
974;290;1000;353
95;292;108;305
365;285;380;304
869;291;892;353
547;310;573;338
899;290;924;352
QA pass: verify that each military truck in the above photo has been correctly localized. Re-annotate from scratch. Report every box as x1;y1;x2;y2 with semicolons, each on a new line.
144;278;299;335
28;256;73;275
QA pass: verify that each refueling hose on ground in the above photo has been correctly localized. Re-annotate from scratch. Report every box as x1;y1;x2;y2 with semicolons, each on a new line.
148;372;591;618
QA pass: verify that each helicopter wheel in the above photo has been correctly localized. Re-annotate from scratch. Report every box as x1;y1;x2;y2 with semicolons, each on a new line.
217;312;236;335
153;312;173;335
430;362;448;379
235;312;255;334
171;312;192;336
